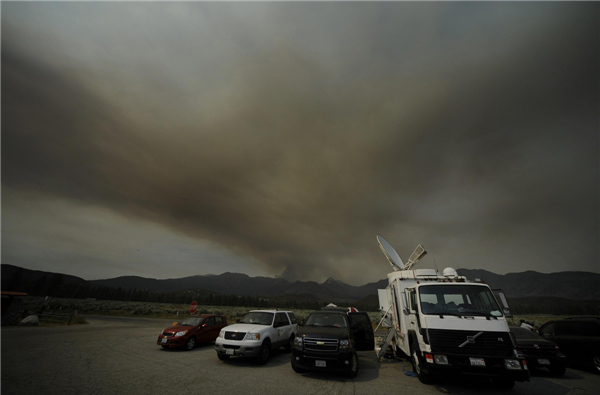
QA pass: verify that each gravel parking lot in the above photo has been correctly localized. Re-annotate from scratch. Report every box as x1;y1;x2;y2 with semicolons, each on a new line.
2;316;598;395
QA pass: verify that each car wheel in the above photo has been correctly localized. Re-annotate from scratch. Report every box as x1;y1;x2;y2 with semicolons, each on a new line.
492;378;515;390
592;354;600;374
285;335;294;353
217;354;230;361
185;337;196;351
549;367;566;376
256;339;270;365
411;345;432;384
347;352;358;378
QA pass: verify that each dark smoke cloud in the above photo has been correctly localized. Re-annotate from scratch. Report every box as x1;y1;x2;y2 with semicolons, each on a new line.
2;3;598;284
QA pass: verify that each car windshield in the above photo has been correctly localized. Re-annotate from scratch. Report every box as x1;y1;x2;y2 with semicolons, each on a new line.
510;327;544;340
419;285;503;317
179;317;204;326
305;312;348;328
239;312;274;325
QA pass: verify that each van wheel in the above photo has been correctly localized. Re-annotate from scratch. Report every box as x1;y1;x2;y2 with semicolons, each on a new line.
411;346;432;384
185;337;196;351
256;339;270;365
493;379;515;389
346;352;358;378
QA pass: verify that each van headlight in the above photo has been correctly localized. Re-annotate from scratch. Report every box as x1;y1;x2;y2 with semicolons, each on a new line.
434;355;449;365
174;330;187;337
340;339;350;349
218;330;224;338
244;333;260;340
294;336;303;346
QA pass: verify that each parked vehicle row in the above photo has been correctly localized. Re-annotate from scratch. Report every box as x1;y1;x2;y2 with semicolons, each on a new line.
157;307;375;377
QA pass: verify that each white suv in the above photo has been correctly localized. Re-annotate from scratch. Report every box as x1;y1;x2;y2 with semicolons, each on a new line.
215;310;298;364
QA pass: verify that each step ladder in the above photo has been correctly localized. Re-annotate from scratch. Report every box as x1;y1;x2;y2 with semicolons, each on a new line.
374;305;397;361
376;327;398;360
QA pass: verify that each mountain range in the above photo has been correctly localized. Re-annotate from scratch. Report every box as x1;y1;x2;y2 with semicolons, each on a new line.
2;264;599;302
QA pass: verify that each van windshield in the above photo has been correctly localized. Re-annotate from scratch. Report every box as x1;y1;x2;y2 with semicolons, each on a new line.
418;285;503;317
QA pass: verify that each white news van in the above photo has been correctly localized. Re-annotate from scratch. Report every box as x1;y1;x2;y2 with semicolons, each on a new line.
376;235;529;388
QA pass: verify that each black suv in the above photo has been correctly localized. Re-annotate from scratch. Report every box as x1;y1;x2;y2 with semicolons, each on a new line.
538;318;600;374
291;308;374;378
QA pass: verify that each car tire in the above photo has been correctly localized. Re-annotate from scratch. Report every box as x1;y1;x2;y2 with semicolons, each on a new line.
217;354;230;361
411;343;432;384
285;335;294;353
592;354;600;374
549;367;566;376
346;352;358;378
185;337;196;351
256;339;271;365
493;378;515;390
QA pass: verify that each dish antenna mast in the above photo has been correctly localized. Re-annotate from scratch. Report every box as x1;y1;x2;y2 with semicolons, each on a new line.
376;235;427;271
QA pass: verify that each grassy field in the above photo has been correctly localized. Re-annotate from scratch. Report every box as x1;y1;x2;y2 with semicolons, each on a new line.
17;296;578;329
17;296;382;325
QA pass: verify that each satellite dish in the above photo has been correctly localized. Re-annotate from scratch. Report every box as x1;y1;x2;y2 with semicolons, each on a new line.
403;244;427;271
377;235;404;271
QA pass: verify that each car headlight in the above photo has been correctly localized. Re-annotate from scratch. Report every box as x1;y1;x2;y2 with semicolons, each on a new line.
340;339;350;349
218;330;224;338
504;359;522;370
174;330;188;337
294;336;303;346
244;333;260;340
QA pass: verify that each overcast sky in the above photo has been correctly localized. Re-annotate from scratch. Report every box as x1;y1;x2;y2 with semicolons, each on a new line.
2;2;598;285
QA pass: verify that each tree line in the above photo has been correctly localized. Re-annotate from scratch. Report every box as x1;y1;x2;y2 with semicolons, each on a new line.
5;270;331;310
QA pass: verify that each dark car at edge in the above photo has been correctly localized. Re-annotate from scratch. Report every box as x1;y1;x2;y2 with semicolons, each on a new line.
510;326;567;376
538;317;600;374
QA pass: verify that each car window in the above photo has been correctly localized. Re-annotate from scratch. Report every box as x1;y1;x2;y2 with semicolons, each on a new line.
555;321;578;336
540;322;555;336
214;317;223;325
275;312;290;326
204;317;215;326
349;313;371;329
287;312;297;324
239;312;274;325
579;322;600;336
306;312;348;328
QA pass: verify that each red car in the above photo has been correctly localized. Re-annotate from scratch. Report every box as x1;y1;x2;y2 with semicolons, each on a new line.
158;314;228;350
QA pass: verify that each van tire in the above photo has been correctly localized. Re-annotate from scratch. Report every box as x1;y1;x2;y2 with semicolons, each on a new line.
411;342;432;384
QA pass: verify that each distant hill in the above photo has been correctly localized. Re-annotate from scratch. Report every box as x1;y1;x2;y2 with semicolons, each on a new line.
2;264;599;304
458;269;600;300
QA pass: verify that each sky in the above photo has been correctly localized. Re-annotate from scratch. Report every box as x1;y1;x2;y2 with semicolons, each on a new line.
2;2;598;285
